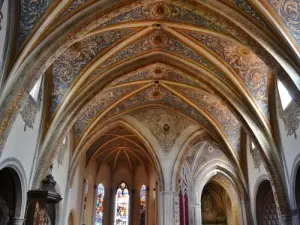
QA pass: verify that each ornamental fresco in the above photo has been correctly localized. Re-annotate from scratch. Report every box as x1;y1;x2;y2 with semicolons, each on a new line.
92;30;225;80
74;84;142;138
61;0;90;17
174;86;242;153
267;0;300;45
186;31;270;120
132;108;193;154
227;0;265;24
51;29;133;115
110;63;203;89
18;0;55;48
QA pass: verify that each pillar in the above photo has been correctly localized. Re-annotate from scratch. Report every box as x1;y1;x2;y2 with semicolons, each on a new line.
109;188;114;224
292;208;300;225
62;188;72;225
240;200;253;225
12;218;24;225
278;214;293;225
190;203;201;225
159;191;174;225
130;189;135;225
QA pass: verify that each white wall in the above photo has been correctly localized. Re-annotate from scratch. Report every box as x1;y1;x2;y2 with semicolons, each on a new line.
0;97;44;189
246;137;268;225
67;155;86;225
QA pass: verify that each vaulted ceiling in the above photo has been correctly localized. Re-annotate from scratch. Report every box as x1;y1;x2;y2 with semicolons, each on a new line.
0;0;299;195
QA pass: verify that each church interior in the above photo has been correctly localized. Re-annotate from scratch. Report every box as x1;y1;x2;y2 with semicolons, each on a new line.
0;0;299;225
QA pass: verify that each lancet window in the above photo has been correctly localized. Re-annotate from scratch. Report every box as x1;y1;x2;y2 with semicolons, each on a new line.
95;183;105;225
114;182;130;225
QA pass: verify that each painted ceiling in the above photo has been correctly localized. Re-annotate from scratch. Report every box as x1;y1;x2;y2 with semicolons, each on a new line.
3;0;299;184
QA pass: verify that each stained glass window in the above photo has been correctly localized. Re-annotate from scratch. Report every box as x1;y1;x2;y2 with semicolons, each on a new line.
95;183;105;225
82;181;88;225
139;185;147;225
114;182;130;225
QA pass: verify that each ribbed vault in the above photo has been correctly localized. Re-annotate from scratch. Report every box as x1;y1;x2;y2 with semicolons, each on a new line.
85;126;150;173
0;0;299;219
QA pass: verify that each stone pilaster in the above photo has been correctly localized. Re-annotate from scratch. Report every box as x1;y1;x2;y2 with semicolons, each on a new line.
160;191;174;225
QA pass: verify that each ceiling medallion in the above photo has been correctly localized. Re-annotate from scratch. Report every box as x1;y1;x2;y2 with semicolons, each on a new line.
154;68;162;74
151;4;170;18
150;31;168;46
163;124;170;132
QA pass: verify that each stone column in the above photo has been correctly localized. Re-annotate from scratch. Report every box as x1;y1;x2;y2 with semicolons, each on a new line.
62;188;72;225
159;191;174;225
278;214;293;225
12;218;24;225
292;209;300;225
190;203;201;225
91;185;97;224
241;201;253;225
130;189;135;225
109;188;114;225
146;187;150;225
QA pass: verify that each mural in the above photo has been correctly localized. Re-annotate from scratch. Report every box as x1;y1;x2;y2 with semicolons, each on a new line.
95;183;105;225
114;183;130;225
